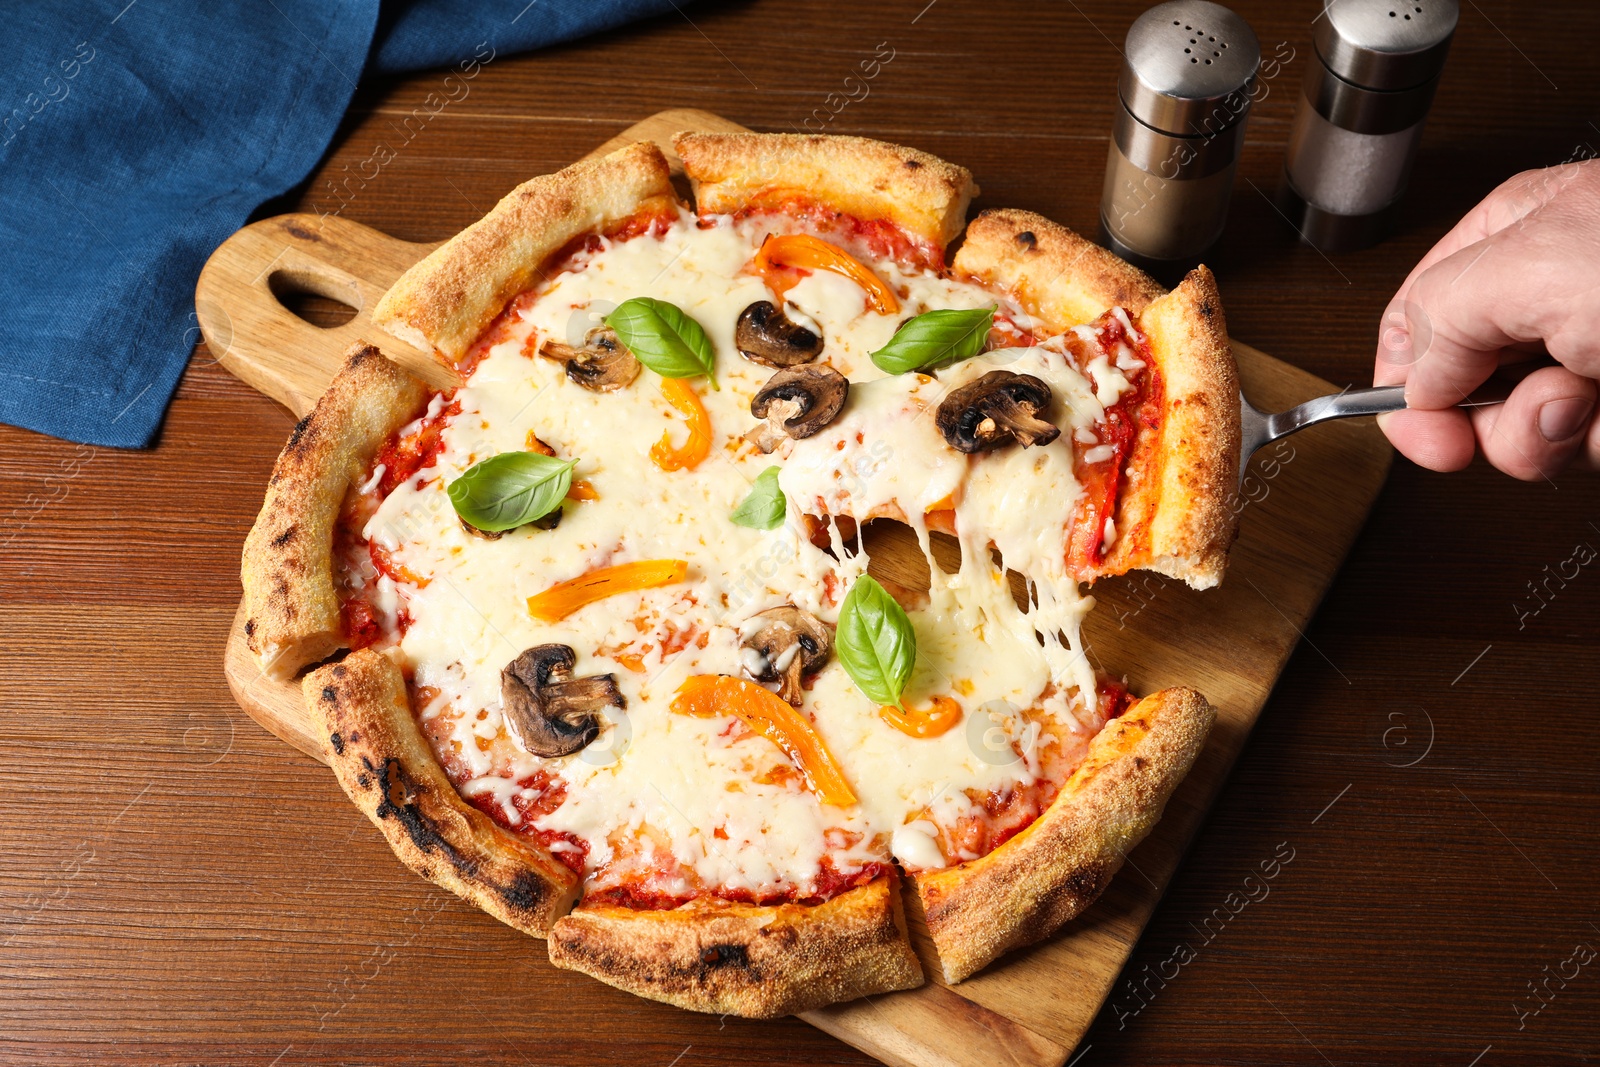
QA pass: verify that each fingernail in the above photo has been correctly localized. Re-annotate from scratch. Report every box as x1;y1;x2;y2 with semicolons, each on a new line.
1538;397;1595;442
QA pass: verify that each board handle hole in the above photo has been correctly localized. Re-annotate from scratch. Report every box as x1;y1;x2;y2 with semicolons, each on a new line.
268;269;360;329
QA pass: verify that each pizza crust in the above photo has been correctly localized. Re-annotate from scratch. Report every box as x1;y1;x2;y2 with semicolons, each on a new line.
952;209;1240;588
674;131;978;258
240;342;428;680
1113;267;1241;588
913;686;1215;983
548;874;923;1017
372;141;678;366
953;207;1166;326
305;648;581;937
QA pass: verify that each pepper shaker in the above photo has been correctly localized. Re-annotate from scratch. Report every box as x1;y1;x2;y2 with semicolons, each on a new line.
1100;1;1261;280
1278;0;1458;252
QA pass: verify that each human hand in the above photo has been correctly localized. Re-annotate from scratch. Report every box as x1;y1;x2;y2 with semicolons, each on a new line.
1372;159;1600;480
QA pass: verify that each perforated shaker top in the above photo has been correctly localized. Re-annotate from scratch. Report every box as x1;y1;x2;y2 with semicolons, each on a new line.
1120;1;1261;135
1315;0;1458;91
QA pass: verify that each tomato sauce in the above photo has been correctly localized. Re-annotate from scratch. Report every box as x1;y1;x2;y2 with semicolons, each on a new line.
339;595;383;651
332;494;385;648
461;769;591;876
372;395;459;497
937;673;1133;860
1066;311;1161;578
988;310;1039;350
329;391;453;646
368;540;427;589
1099;675;1134;720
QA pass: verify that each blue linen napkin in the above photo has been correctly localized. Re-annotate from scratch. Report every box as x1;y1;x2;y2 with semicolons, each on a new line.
0;0;680;448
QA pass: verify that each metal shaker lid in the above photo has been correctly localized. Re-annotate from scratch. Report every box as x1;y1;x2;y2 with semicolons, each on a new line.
1119;1;1261;136
1314;0;1458;91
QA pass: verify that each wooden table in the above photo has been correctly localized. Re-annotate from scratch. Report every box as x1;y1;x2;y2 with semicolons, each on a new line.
3;2;1597;1064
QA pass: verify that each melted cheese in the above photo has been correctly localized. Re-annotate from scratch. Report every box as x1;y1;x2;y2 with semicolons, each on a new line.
360;209;1131;896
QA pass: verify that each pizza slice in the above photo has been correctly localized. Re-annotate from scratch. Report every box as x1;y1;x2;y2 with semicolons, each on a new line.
239;132;1240;1014
950;207;1238;590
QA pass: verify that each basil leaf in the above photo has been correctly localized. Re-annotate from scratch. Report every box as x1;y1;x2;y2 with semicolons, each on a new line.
869;306;996;375
447;452;576;532
729;466;786;530
836;574;917;708
605;297;718;388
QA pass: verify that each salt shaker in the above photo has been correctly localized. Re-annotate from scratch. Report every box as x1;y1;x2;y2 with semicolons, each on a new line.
1278;0;1458;252
1100;1;1261;280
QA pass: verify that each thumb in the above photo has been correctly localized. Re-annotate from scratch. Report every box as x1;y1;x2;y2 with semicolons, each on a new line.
1469;365;1597;481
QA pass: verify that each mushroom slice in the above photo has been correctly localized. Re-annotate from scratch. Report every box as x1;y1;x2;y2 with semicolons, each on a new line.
460;516;504;541
745;365;850;453
500;644;624;758
538;326;640;392
735;301;824;368
935;371;1061;454
739;605;832;706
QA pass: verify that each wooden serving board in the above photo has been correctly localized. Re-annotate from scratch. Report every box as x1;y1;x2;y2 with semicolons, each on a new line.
201;108;1391;1067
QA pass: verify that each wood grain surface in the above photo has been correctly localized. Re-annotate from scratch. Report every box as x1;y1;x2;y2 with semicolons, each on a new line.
3;3;1599;1065
202;108;1391;1067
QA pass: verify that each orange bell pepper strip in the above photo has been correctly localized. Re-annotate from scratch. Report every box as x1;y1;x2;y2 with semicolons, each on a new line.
672;675;857;808
649;377;712;472
753;233;900;315
878;695;963;739
526;559;689;621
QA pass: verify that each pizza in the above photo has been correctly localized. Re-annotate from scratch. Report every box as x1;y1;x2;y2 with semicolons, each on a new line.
239;132;1240;1018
